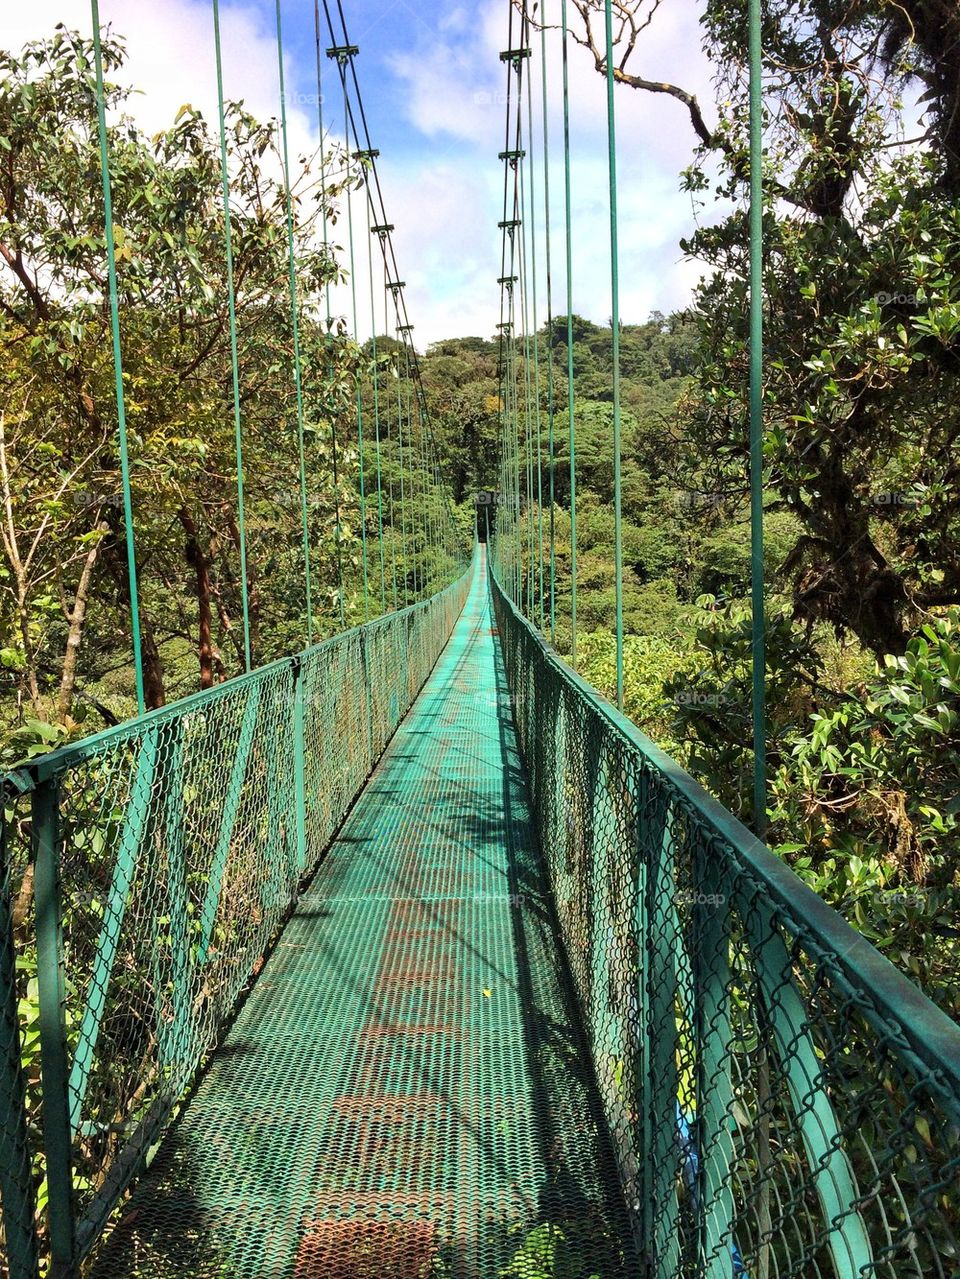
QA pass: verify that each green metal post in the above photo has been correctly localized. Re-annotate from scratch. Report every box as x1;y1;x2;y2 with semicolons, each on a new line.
604;0;624;710
396;365;410;607
540;15;557;646
69;730;159;1125
748;0;767;836
275;0;314;646
645;792;682;1278
340;73;370;622
293;658;308;874
314;2;346;628
197;694;260;962
33;778;75;1270
212;0;252;671
522;45;546;632
561;0;578;668
90;0;145;715
367;219;388;613
694;848;734;1279
360;631;374;770
0;791;40;1279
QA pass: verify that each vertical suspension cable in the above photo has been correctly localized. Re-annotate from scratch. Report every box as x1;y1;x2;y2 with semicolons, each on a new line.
511;315;522;606
212;0;251;673
383;284;400;609
518;214;535;616
275;0;313;645
367;214;388;613
523;29;546;632
561;0;578;668
90;0;145;713
418;408;432;593
313;0;345;628
604;0;624;710
496;3;518;604
515;57;535;618
337;64;370;622
397;354;411;604
749;0;767;835
404;352;420;597
540;12;557;646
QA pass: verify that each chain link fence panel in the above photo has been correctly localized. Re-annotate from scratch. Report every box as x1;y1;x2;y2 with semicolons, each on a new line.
0;562;472;1276
490;563;960;1279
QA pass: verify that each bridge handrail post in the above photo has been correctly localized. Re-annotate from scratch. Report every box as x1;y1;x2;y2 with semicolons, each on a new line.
0;782;40;1279
691;837;735;1279
359;630;374;772
292;655;308;876
32;776;76;1274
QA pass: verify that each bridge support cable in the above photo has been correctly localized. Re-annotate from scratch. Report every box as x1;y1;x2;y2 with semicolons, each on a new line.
402;346;419;597
517;85;537;622
380;280;401;610
366;217;388;613
89;0;145;713
521;22;547;634
496;4;532;616
319;0;466;610
212;0;252;672
539;13;558;646
326;44;371;621
493;0;580;666
748;0;768;836
560;0;578;667
504;39;536;619
603;0;625;710
274;0;314;646
312;0;346;627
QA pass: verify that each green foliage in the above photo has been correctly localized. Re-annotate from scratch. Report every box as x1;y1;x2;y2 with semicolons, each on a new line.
577;629;694;757
672;601;960;1017
771;612;960;879
0;28;466;751
500;1224;600;1279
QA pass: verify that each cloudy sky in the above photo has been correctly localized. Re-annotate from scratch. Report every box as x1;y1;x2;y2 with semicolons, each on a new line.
5;0;721;346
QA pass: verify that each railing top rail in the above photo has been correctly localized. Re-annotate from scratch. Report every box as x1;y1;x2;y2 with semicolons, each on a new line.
491;566;960;1097
4;562;473;791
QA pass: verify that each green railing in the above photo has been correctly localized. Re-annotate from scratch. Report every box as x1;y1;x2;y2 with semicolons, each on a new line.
0;566;471;1279
490;565;960;1279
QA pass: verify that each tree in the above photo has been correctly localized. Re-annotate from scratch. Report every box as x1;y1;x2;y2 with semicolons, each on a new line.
0;27;360;733
543;0;960;657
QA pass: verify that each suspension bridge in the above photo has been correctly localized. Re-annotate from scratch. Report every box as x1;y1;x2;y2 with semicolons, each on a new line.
1;1;959;1278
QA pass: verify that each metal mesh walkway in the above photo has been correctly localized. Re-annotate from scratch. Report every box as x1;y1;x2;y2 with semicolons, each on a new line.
89;551;636;1279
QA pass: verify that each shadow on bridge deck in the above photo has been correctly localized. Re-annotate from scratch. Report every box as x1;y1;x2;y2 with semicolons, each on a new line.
89;553;637;1279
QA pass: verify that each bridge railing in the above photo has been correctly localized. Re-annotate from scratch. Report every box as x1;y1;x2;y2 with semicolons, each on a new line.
0;564;472;1279
490;566;960;1279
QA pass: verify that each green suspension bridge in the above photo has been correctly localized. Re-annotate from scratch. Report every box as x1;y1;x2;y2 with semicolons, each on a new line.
1;2;959;1278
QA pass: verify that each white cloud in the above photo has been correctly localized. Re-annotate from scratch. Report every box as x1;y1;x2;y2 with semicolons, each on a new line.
383;0;719;342
3;0;718;347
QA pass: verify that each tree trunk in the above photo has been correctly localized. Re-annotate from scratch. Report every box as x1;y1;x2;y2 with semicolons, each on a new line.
140;625;166;710
57;523;106;720
102;539;166;709
223;505;259;661
179;507;215;690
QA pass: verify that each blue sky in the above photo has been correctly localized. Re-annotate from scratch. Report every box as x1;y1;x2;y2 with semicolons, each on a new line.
10;0;720;345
